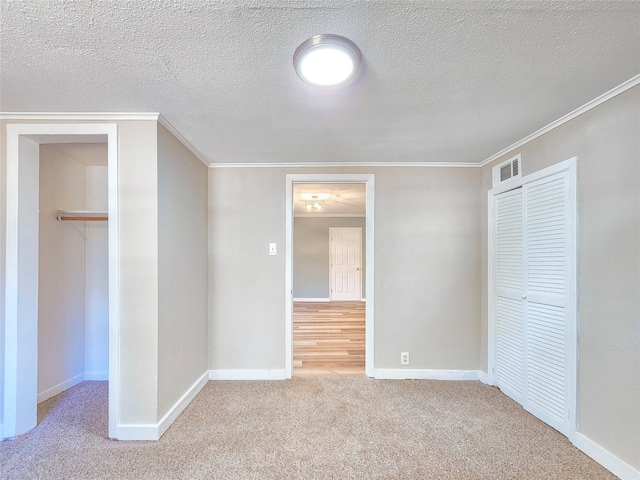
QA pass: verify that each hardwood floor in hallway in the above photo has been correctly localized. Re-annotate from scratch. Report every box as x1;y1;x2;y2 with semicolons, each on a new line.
293;301;365;376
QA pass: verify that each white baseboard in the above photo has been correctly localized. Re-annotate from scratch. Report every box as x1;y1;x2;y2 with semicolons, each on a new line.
37;373;85;403
573;432;639;480
37;371;109;404
209;369;287;380
116;370;208;441
0;423;3;439
116;424;160;441
293;297;330;302
478;371;489;384
374;369;481;381
157;370;208;439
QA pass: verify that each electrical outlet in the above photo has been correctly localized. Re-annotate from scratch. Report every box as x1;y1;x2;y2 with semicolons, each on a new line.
400;352;409;366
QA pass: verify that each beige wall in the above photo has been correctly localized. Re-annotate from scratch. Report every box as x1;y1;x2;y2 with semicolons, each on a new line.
38;145;87;395
37;144;110;396
294;216;366;299
157;124;208;419
480;86;640;469
115;121;160;424
208;166;481;371
85;164;109;377
2;84;635;466
0;120;162;429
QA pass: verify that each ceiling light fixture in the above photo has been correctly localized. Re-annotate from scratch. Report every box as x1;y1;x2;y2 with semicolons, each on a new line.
293;34;362;87
304;195;325;212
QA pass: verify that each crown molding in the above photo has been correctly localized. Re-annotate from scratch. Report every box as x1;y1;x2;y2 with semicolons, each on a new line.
157;114;208;167
208;161;479;168
479;73;640;167
0;112;160;121
0;112;209;167
5;73;637;171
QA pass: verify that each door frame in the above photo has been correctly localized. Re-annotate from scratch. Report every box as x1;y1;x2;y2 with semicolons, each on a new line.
285;174;374;378
487;156;577;440
329;227;363;301
3;123;120;439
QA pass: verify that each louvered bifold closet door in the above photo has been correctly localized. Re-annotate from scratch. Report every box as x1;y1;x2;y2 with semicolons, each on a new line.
523;172;570;435
494;188;525;404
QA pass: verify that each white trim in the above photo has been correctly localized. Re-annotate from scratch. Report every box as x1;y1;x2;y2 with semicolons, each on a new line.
37;374;84;404
286;174;375;379
0;111;209;168
0;424;3;439
157;371;208;439
364;176;375;378
210;161;478;168
573;433;640;480
115;424;159;441
33;371;108;409
487;184;496;386
294;213;365;218
208;72;639;171
480;74;640;167
286;179;294;377
105;125;119;440
488;157;578;437
208;370;287;380
478;371;489;384
3;123;120;440
293;297;331;302
116;371;208;441
157;114;208;167
0;112;159;121
3;74;635;172
374;369;481;381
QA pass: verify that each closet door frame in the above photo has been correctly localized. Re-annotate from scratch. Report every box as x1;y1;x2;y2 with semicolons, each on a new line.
3;123;120;440
487;156;577;440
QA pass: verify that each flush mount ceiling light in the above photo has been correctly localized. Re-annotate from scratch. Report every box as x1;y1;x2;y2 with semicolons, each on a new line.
293;34;362;87
304;195;325;212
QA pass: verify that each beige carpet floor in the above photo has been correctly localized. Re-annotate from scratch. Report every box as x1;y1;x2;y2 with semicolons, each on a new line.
0;379;616;479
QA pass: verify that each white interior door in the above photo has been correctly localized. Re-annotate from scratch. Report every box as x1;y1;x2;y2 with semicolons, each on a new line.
491;159;576;438
494;187;526;405
330;227;362;301
523;172;572;434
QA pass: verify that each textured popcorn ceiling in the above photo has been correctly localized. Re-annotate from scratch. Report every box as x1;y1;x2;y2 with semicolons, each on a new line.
1;1;638;165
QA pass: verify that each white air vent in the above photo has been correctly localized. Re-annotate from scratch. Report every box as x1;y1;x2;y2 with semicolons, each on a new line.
493;154;521;187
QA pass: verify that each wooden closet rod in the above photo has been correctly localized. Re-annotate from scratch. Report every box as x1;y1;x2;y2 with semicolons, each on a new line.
57;210;108;222
58;216;108;221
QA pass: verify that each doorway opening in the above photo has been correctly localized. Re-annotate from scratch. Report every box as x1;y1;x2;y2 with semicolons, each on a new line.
3;123;119;440
285;174;375;378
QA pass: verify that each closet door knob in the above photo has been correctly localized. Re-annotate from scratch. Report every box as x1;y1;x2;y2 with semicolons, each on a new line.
521;294;527;300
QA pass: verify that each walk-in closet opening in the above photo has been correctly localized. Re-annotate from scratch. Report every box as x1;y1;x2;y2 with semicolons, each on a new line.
37;142;110;431
287;177;374;377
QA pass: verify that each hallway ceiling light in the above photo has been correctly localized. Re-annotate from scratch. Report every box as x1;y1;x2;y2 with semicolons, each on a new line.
293;34;362;87
304;195;325;212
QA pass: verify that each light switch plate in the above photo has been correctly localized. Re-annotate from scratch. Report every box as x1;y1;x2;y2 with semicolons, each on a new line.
269;243;277;255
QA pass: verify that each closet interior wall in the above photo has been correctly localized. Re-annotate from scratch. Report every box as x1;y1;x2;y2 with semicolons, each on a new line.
38;143;109;403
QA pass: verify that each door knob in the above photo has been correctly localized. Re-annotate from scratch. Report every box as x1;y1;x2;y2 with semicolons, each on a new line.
521;294;526;300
